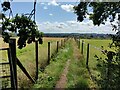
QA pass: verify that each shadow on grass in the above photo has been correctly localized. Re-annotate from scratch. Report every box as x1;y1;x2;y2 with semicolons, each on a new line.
66;75;90;89
66;82;90;90
86;66;97;84
39;51;59;73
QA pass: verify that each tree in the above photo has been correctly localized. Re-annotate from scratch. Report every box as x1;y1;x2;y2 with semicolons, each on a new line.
1;1;43;49
74;2;120;25
74;1;120;89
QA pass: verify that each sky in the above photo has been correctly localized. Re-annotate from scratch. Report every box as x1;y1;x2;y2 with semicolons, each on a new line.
0;0;118;34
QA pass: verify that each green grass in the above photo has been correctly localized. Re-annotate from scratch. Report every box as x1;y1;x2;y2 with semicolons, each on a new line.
16;38;63;88
80;39;115;88
1;38;113;88
66;40;95;89
82;39;114;50
81;39;113;68
66;55;90;89
33;40;73;88
0;37;63;88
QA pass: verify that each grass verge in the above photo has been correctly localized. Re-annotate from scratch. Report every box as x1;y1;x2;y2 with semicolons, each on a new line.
66;40;91;89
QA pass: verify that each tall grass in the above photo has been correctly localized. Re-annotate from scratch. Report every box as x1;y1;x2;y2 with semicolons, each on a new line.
0;37;64;88
66;40;91;89
80;39;115;88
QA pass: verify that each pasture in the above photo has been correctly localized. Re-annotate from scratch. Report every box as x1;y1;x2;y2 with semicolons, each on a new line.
80;39;114;86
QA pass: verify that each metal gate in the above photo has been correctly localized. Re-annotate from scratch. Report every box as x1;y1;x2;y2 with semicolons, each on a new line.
0;48;11;89
0;39;17;90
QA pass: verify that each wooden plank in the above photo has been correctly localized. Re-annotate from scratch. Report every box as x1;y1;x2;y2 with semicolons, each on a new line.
0;48;9;50
0;75;11;78
0;62;9;65
16;58;35;83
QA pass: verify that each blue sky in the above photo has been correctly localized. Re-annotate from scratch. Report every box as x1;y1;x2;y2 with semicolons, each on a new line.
10;2;78;23
0;0;117;34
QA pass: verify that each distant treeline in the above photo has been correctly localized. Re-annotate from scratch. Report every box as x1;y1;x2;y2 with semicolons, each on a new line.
43;33;112;39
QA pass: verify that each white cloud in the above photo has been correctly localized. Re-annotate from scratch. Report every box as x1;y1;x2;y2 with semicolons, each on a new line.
43;6;48;10
48;0;59;6
61;4;74;12
40;2;45;5
37;20;116;34
49;13;53;16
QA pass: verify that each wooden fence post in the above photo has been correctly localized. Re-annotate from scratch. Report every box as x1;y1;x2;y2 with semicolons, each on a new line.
16;58;35;83
48;42;50;64
106;51;113;87
9;39;17;90
81;40;84;54
61;40;62;47
77;39;79;46
35;41;38;80
64;39;65;46
78;39;80;49
86;43;89;67
7;48;15;89
57;41;59;52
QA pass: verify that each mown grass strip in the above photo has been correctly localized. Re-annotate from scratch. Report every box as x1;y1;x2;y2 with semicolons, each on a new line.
66;40;96;89
33;39;73;88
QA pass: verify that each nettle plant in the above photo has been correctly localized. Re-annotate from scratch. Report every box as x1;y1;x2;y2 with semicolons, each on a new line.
1;1;43;49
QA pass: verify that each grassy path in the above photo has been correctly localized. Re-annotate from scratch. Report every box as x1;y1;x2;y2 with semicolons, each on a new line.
33;39;73;88
55;38;82;89
66;39;97;89
33;38;96;89
55;59;70;88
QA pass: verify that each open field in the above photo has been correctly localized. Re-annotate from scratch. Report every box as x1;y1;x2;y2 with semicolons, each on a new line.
0;37;64;88
0;37;117;89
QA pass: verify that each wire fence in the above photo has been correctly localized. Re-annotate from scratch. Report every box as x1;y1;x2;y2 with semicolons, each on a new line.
0;38;68;89
74;38;108;83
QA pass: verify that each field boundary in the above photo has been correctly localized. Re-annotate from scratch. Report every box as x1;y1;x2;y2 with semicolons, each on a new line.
1;37;68;89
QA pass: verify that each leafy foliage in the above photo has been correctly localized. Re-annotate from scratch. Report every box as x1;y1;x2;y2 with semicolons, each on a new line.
1;1;11;11
1;1;43;49
74;2;120;26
